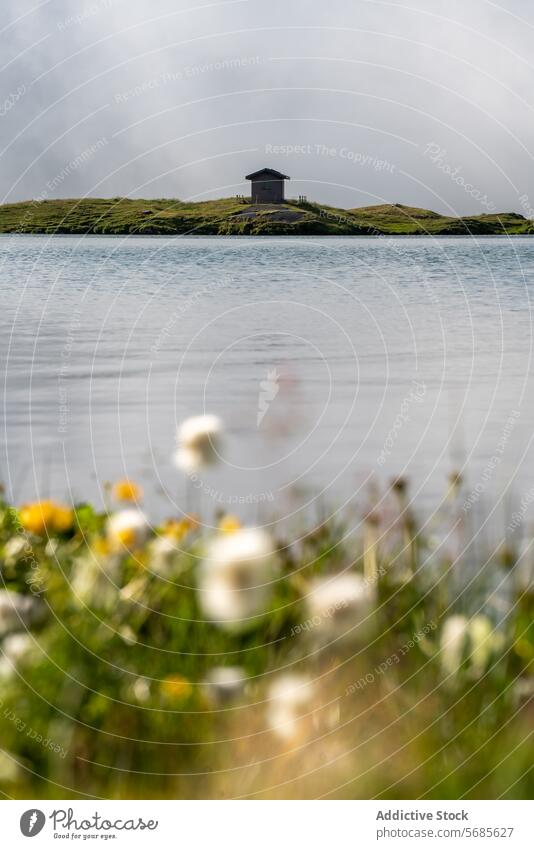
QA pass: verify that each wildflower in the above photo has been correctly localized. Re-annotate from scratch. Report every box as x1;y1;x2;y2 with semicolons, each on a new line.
218;514;242;534
132;677;150;703
440;615;469;676
18;501;55;535
173;414;223;472
3;536;28;563
0;751;21;783
44;539;59;557
2;633;34;664
147;536;179;576
440;615;504;678
106;509;150;550
305;573;375;636
112;479;143;503
93;537;111;557
161;674;193;701
52;505;75;533
163;517;194;541
70;540;121;609
198;528;276;629
204;666;246;703
18;500;74;536
266;674;315;741
469;615;504;677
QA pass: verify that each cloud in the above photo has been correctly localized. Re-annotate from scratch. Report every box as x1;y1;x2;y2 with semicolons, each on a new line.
1;0;533;213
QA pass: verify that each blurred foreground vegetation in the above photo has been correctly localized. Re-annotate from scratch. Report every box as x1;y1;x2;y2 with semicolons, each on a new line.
0;477;532;799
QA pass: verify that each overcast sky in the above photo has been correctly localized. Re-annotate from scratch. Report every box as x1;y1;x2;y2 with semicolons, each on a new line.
1;0;534;213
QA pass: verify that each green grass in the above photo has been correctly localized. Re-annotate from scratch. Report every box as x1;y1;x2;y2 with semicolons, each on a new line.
0;197;531;236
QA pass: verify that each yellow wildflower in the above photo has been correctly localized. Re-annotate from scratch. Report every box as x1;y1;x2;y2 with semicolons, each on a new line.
161;674;193;701
218;514;242;534
164;519;190;541
19;500;73;536
53;505;75;534
163;515;200;541
92;537;111;558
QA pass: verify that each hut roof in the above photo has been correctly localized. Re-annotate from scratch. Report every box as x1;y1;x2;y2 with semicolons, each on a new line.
245;168;290;181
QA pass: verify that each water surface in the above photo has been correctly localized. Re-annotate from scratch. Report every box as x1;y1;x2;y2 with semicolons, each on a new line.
2;234;533;527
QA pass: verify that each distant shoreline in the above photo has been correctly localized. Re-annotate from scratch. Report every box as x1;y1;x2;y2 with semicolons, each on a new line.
0;198;531;236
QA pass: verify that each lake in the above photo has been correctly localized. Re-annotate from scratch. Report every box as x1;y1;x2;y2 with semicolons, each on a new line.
2;234;533;529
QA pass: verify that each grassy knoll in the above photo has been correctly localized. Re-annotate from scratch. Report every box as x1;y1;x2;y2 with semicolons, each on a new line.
0;197;531;236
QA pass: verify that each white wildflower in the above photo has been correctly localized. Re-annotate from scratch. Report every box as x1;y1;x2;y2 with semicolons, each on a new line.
0;633;36;680
468;615;504;677
44;538;59;557
0;751;21;783
106;509;150;550
440;615;469;676
70;550;121;610
266;674;315;741
2;633;34;664
148;536;179;577
3;536;28;563
204;666;247;703
198;528;276;629
173;414;223;472
132;677;151;703
305;573;375;636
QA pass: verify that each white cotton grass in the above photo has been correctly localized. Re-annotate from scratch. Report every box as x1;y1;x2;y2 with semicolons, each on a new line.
132;677;151;703
2;536;28;563
204;666;247;704
173;414;223;472
266;674;315;741
106;509;150;550
305;573;376;638
0;633;36;680
2;633;34;663
198;528;276;630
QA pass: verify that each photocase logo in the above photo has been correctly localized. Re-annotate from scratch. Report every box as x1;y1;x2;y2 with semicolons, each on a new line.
257;367;280;426
20;809;46;837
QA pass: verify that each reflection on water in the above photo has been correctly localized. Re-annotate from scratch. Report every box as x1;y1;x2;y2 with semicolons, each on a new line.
1;234;533;525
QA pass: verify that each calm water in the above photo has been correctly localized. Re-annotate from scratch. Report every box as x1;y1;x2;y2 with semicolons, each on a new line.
2;234;534;526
